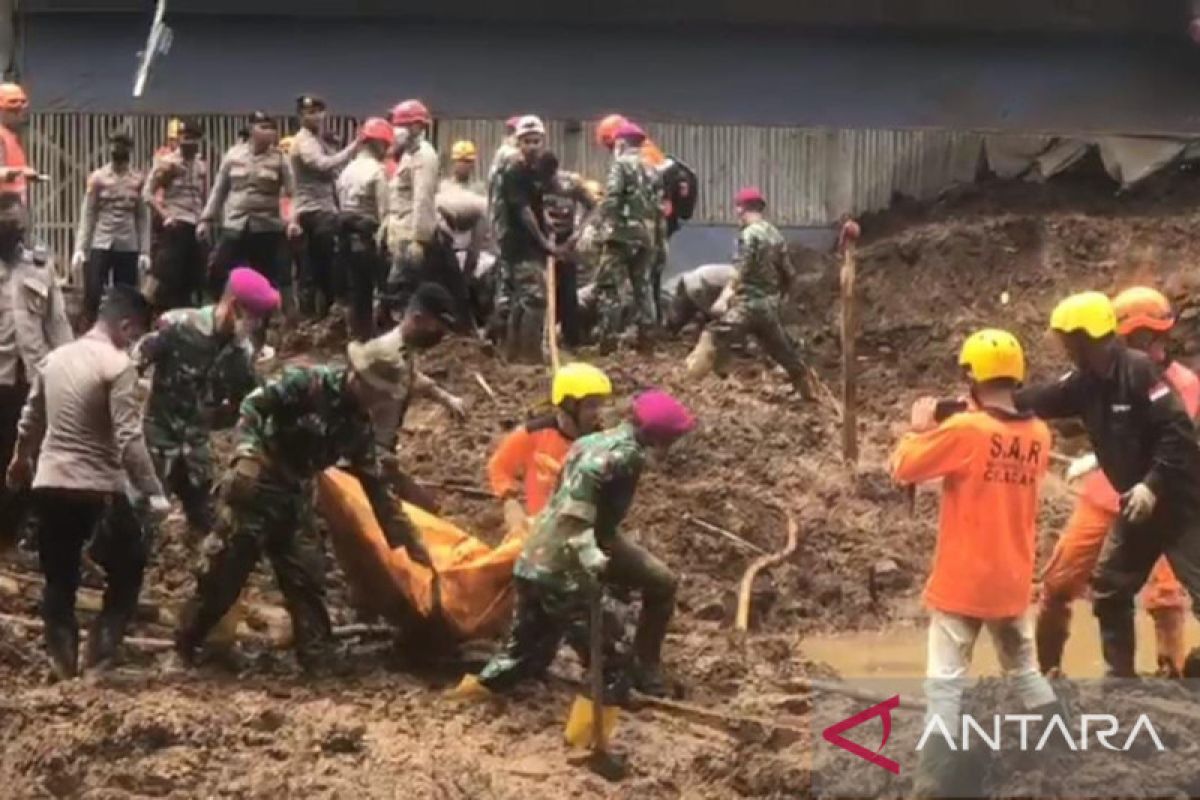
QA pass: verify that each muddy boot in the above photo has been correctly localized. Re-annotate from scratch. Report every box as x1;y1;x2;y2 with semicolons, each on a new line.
1097;610;1137;678
1183;646;1200;679
789;368;817;401
84;614;122;671
684;330;717;380
1036;598;1072;675
630;661;670;698
1150;607;1186;678
911;735;956;799
45;622;79;682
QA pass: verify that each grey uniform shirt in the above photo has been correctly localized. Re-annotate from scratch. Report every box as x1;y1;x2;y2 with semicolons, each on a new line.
289;127;356;217
0;247;73;386
337;152;389;223
75;163;151;255
144;151;208;226
436;178;489;253
679;263;737;310
386;138;439;245
16;329;163;496
201;143;295;233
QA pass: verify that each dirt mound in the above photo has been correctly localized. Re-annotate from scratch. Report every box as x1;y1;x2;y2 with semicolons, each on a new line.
2;173;1199;796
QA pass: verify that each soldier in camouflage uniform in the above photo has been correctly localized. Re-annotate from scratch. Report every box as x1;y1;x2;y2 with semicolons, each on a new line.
540;152;599;348
137;268;279;541
171;285;459;673
687;187;815;400
472;390;695;698
593;123;661;350
491;116;559;362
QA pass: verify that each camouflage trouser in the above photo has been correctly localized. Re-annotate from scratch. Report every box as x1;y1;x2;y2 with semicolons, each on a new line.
146;427;215;535
594;238;656;346
650;220;668;324
504;254;548;363
711;296;812;394
176;469;332;667
603;533;677;669
478;577;626;696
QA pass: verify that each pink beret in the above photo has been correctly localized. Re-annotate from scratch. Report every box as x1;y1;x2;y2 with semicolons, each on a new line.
632;389;696;441
227;267;280;316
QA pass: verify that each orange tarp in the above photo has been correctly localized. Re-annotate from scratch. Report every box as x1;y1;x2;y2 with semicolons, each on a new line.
316;468;529;641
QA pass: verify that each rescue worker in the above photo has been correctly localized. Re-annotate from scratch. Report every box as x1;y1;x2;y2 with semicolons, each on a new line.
137;268;279;545
144;119;209;311
488;363;612;516
0;192;73;550
199;112;297;306
1037;287;1197;677
593;122;660;350
290;95;360;318
0;83;36;202
686;188;815;400
488;117;520;187
171;284;457;674
383;99;440;320
73;132;152;326
892;329;1060;798
1016;291;1200;678
437;141;491;329
468;389;694;698
336;117;393;342
8;286;167;679
664;263;736;335
541;152;598;348
492;115;558;361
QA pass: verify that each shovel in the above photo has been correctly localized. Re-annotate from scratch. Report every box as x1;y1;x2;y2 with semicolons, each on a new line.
564;588;625;780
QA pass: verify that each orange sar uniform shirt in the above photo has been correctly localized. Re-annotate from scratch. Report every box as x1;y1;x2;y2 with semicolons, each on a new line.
1044;361;1200;609
891;407;1051;619
487;416;574;515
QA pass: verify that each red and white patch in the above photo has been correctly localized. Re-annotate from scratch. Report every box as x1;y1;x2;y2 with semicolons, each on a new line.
1150;383;1172;402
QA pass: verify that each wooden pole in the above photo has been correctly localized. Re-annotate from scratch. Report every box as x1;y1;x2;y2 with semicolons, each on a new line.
546;255;561;373
839;219;861;465
735;509;801;631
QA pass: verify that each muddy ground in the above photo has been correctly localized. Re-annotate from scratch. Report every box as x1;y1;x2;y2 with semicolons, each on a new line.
4;169;1200;797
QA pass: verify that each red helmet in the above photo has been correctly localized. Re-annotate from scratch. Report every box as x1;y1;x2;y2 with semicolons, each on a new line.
613;122;646;145
734;186;766;208
596;113;628;148
390;99;431;126
359;117;395;146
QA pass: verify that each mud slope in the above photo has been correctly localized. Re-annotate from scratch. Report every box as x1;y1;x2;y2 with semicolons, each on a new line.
1;173;1198;797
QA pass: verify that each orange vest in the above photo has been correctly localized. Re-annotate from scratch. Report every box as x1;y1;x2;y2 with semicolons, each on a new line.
891;409;1051;619
0;125;28;200
487;418;574;515
1080;360;1200;513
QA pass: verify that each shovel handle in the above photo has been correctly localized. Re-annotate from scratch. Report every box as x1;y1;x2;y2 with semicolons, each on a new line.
589;588;606;754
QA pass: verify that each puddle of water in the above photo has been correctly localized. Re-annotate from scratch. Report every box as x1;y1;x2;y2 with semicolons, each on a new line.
804;601;1200;679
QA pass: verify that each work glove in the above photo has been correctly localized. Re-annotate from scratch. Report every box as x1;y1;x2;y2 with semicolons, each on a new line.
137;254;151;276
224;457;263;505
578;544;609;578
286;221;304;240
1121;482;1157;523
70;250;86;272
1066;453;1099;482
145;493;172;523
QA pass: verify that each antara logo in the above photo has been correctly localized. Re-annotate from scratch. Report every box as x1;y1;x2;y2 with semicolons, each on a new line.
821;695;902;774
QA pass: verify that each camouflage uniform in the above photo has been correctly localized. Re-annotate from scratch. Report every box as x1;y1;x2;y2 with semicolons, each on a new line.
544;170;597;347
710;218;812;395
492;153;551;361
176;364;423;667
479;422;677;691
593;150;661;346
138;305;258;536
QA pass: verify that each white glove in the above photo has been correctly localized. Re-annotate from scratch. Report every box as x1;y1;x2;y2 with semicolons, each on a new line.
1066;453;1099;482
137;254;151;275
1121;482;1157;523
70;251;85;271
578;545;609;577
146;494;171;521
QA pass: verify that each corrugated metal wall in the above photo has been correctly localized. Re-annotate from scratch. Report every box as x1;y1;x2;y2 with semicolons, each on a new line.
25;112;988;277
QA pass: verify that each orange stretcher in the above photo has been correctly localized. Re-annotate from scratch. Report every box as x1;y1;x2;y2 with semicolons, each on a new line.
315;468;529;641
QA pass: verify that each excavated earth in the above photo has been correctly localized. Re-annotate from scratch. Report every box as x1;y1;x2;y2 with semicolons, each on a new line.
4;168;1200;797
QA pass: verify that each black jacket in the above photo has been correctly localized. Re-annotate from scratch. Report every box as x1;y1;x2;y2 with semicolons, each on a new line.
1016;346;1200;511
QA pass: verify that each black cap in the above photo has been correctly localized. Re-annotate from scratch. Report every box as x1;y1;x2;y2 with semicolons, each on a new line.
179;118;204;137
408;282;458;327
296;94;326;112
249;111;277;129
109;131;133;146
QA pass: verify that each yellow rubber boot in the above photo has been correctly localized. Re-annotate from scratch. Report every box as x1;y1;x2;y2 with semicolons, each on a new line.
447;674;493;701
563;695;619;749
684;330;717;380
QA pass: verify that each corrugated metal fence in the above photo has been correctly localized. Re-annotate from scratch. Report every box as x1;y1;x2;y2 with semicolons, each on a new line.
25;112;987;276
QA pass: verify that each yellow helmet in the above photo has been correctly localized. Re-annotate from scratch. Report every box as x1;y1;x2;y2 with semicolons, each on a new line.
451;140;477;162
278;136;294;155
959;328;1026;383
552;363;612;406
1050;291;1117;339
166;117;182;139
582;179;603;202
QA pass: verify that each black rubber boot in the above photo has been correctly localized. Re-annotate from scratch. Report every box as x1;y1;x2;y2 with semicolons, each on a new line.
45;622;79;682
1097;610;1137;678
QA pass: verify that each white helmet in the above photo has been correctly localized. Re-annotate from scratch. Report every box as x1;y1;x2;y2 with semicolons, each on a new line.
514;114;545;138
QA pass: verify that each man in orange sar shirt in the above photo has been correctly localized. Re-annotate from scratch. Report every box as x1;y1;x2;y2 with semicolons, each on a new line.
891;329;1061;797
488;363;612;518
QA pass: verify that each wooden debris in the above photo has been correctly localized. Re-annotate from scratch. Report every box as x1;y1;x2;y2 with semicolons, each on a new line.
736;509;800;631
473;372;499;404
684;515;767;555
418;480;494;500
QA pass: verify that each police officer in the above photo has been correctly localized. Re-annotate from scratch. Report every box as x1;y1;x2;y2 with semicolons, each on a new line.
199;112;297;308
383;99;439;320
0;192;73;550
290;95;359;318
73;132;151;326
144;119;209;311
